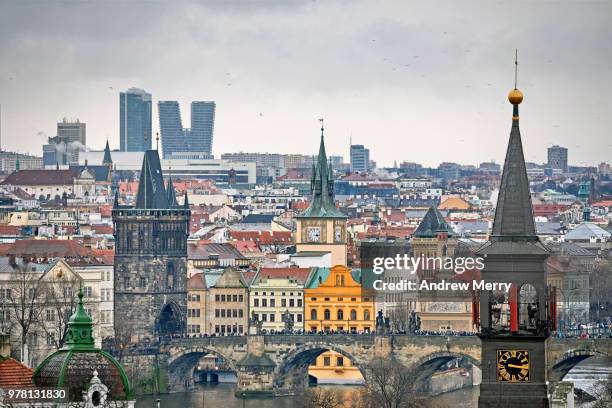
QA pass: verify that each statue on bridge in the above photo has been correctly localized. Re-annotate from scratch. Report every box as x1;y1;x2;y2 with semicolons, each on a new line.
408;310;421;333
282;309;294;333
376;310;391;335
249;310;263;335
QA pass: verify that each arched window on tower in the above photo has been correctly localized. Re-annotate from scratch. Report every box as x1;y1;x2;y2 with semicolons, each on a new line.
519;283;538;332
167;262;175;289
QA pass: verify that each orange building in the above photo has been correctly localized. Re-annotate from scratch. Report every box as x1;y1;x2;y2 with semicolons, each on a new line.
304;265;375;333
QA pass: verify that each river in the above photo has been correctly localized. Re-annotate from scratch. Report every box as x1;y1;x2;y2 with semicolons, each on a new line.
136;357;610;408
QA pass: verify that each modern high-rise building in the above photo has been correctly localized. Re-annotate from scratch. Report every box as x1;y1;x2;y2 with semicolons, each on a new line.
190;101;215;155
547;145;568;172
57;118;86;145
158;101;185;158
120;88;152;152
350;144;370;173
158;100;216;159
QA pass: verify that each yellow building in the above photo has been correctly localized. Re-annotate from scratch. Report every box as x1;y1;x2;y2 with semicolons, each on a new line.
304;265;374;383
304;265;375;333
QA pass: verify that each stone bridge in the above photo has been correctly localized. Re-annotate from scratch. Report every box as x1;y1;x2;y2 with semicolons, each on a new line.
150;335;611;396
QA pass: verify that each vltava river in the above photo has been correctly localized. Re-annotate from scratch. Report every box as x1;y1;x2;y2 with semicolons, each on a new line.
136;356;610;408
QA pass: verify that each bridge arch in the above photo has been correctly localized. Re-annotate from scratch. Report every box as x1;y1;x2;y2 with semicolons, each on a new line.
548;348;610;383
410;351;480;393
166;346;238;391
272;343;366;392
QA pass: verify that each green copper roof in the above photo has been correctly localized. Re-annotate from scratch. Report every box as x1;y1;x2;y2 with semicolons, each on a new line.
297;127;346;219
413;206;453;238
64;288;95;350
32;287;133;401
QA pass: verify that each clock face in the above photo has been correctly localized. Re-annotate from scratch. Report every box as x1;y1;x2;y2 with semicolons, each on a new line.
307;227;321;242
497;350;529;382
334;226;342;242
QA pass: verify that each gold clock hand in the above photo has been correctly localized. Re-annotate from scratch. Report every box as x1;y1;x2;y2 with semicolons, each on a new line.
507;364;528;369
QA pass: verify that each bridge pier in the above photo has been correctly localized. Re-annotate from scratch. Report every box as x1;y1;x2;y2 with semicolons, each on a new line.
235;335;277;397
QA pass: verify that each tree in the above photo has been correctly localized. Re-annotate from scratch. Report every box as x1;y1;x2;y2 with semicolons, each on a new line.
590;256;612;324
593;373;612;408
40;273;81;349
3;258;43;364
299;388;347;408
361;357;423;408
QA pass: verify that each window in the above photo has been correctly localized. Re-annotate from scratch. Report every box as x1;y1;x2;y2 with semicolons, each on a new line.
46;309;55;322
323;356;330;366
297;314;302;322
233;295;238;302
337;357;344;367
337;309;344;320
64;287;73;298
281;299;286;307
215;294;220;302
239;325;243;333
262;299;268;307
324;309;330;320
0;288;11;299
215;309;220;318
311;309;317;320
270;314;275;322
139;277;146;288
350;309;357;320
297;299;302;307
270;299;275;307
364;310;371;321
46;333;55;346
221;309;226;317
289;299;294;308
239;309;243;318
221;295;226;302
262;314;267;322
254;299;259;307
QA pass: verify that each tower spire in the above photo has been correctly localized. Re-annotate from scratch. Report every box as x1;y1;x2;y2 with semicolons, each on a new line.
491;52;534;240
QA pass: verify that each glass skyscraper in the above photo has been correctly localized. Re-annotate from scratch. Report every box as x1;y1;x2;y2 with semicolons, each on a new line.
119;88;152;152
158;100;216;158
158;101;185;158
190;101;215;155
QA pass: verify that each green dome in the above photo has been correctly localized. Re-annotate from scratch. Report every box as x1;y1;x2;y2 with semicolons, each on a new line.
33;288;133;402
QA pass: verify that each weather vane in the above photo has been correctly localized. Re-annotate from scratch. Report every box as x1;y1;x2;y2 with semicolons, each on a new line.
318;117;324;136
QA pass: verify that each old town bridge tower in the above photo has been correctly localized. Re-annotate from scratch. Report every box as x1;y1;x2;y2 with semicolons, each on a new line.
476;59;554;408
112;150;190;342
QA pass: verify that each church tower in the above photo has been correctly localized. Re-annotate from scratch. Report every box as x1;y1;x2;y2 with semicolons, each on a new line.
295;121;348;266
477;55;553;407
112;150;190;342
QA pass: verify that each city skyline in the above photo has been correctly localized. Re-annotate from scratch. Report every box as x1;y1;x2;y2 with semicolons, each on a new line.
0;1;611;167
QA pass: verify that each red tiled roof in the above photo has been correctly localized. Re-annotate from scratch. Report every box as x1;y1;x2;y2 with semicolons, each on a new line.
0;225;21;235
0;357;34;388
187;273;206;290
229;231;292;245
91;225;113;235
6;239;92;258
256;267;311;284
1;170;76;186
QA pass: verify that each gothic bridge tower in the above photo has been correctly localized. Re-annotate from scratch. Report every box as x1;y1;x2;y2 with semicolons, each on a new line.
113;150;190;342
477;55;553;408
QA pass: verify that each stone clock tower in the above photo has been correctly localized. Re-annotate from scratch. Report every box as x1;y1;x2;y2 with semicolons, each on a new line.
295;123;347;266
476;60;553;408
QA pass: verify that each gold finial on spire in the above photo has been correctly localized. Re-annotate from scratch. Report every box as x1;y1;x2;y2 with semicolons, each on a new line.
508;48;523;105
318;117;324;137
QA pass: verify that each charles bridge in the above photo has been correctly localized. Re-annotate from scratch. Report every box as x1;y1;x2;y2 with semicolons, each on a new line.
117;334;612;397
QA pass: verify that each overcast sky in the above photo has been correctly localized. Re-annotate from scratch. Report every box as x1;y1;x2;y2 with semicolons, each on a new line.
0;0;610;167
